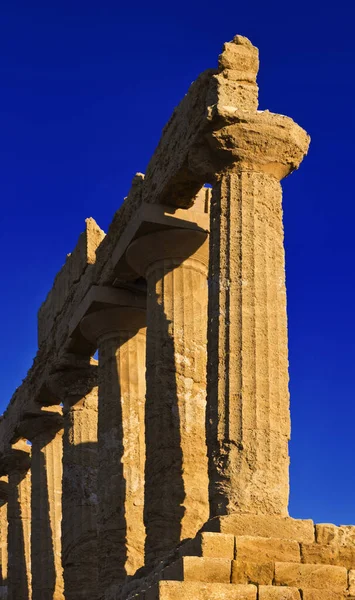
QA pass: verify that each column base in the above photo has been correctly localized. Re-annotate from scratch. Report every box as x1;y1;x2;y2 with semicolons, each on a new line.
118;520;355;600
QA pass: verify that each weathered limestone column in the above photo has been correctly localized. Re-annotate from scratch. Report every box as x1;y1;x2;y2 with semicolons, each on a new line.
0;441;31;600
17;409;64;600
0;477;8;598
80;291;146;594
194;39;311;520
48;359;98;600
126;228;209;562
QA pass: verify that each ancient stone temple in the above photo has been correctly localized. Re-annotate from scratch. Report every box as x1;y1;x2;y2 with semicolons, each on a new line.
0;34;354;600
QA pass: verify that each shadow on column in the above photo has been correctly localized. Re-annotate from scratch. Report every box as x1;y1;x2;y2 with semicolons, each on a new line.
32;431;59;600
61;439;99;600
8;471;29;600
97;351;128;595
143;274;184;566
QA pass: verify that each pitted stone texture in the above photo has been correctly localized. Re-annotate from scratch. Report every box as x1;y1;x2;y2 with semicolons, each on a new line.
301;543;355;569
301;591;344;600
180;532;235;559
205;515;315;543
274;562;347;591
316;523;355;547
162;556;232;583
207;171;292;517
145;581;257;600
235;536;300;563
349;570;355;595
127;229;209;562
231;559;274;585
258;587;301;600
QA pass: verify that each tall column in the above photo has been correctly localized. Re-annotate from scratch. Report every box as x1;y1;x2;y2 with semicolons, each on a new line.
0;477;8;598
48;359;99;600
202;116;310;519
80;294;146;596
126;228;209;563
18;410;64;600
0;441;31;600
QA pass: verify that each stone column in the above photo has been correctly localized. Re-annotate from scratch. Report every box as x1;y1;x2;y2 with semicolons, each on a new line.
48;359;99;600
80;292;146;595
126;228;209;562
0;477;8;598
201;115;310;520
18;409;64;600
0;441;31;600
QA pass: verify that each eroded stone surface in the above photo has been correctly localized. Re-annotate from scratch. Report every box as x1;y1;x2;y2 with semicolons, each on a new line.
145;581;257;600
127;228;210;563
259;586;301;600
0;31;350;600
274;562;347;591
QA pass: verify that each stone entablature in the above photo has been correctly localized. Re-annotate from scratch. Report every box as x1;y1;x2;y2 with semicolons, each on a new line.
0;34;351;600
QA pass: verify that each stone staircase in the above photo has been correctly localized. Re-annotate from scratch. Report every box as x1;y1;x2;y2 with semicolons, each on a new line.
124;523;355;600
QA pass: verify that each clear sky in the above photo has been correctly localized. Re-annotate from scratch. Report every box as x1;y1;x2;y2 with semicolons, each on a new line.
1;1;354;526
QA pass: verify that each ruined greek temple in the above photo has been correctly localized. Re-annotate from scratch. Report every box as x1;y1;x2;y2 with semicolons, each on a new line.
0;35;353;600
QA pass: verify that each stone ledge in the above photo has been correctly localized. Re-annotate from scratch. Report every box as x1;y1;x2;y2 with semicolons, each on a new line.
231;559;274;585
274;562;347;591
301;542;355;569
235;536;300;563
259;586;301;599
162;556;232;584
301;590;344;600
178;532;235;559
144;581;257;600
203;515;315;543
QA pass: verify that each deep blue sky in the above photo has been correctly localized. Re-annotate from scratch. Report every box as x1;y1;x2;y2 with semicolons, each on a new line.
1;1;354;525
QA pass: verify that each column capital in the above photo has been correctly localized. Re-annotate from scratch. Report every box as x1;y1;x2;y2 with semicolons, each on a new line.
79;287;146;345
190;110;310;182
45;361;98;406
15;407;64;444
126;228;209;277
0;441;31;476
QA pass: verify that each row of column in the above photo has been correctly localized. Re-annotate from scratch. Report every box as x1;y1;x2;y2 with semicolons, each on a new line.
0;164;295;599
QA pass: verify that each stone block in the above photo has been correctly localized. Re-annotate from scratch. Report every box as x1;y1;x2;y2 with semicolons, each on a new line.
300;543;339;565
162;556;231;583
338;546;355;568
205;515;315;543
315;524;338;545
301;542;355;569
231;559;273;585
274;562;347;591
338;525;355;546
179;532;235;559
145;581;257;600
301;590;344;600
236;536;300;563
258;586;301;599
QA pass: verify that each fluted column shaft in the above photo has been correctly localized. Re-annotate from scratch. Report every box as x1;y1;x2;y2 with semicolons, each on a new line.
62;390;98;600
126;228;209;563
80;298;147;595
31;427;64;600
207;170;291;517
48;362;99;600
6;445;31;600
